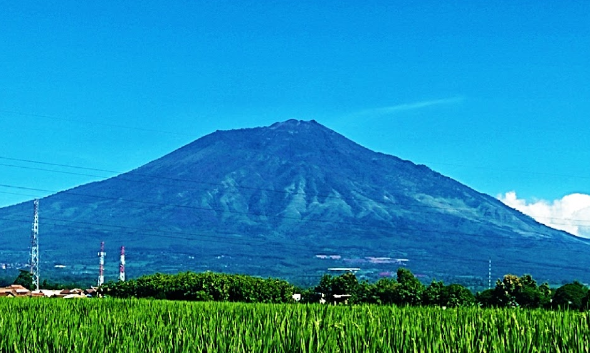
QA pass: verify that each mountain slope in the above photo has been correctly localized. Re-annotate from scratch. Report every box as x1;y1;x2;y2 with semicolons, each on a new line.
1;119;588;286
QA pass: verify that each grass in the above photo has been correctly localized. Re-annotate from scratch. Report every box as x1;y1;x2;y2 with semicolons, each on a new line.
1;298;589;352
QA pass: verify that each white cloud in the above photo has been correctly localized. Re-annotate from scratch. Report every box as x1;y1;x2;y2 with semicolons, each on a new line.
356;96;465;117
498;191;590;238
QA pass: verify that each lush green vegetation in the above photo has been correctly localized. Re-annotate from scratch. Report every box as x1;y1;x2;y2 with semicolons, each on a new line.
100;269;590;310
4;269;590;351
100;271;296;303
1;298;589;352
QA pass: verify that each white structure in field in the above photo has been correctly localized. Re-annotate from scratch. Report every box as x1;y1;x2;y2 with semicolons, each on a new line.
119;246;125;282
97;242;105;286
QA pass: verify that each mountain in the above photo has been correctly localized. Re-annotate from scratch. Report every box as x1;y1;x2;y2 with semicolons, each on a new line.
1;119;588;287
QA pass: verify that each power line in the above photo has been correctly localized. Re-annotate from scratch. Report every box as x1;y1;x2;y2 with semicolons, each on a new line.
3;212;589;283
3;153;590;220
0;110;191;137
0;162;112;180
2;155;425;208
4;108;590;182
1;187;588;255
425;161;590;181
2;162;589;231
2;177;590;238
3;156;590;226
0;156;126;174
4;108;590;225
3;214;588;275
0;191;42;198
0;215;324;251
0;182;562;240
0;185;589;257
5;213;589;282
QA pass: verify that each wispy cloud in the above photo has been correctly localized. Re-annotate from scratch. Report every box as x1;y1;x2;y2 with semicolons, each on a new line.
355;96;465;117
498;191;590;238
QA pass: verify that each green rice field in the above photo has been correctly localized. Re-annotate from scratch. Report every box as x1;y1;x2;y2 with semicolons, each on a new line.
1;299;589;352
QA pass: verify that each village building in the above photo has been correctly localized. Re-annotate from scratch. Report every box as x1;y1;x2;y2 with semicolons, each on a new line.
0;285;30;297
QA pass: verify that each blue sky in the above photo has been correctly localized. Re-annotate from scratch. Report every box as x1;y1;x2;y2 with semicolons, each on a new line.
1;1;589;229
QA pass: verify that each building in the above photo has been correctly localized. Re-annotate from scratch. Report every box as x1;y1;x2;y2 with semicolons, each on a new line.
0;285;31;297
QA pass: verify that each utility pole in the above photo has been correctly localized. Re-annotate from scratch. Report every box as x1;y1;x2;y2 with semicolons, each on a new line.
30;199;40;291
98;242;106;286
119;246;125;282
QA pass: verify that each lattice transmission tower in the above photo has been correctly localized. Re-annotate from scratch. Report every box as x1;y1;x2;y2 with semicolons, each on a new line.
30;199;40;291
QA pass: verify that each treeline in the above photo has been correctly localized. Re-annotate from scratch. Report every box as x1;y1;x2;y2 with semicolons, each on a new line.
100;272;294;303
99;269;590;310
310;269;590;310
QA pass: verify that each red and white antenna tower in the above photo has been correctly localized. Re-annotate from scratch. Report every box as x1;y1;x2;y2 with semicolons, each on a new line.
97;241;106;286
119;246;125;282
30;199;40;291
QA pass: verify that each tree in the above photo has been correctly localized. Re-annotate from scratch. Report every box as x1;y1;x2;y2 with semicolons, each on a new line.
314;274;334;299
373;278;400;305
514;275;551;309
101;271;295;303
423;280;444;306
493;274;520;307
441;284;475;307
331;272;358;295
314;272;360;304
394;268;425;306
423;280;474;307
552;281;588;310
491;274;548;308
301;287;322;303
476;289;497;307
355;280;378;304
13;270;33;290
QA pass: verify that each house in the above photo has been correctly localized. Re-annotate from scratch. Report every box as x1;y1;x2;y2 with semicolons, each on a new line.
0;285;30;297
0;290;16;298
58;288;84;297
332;294;352;305
39;290;63;298
8;284;30;295
0;285;101;299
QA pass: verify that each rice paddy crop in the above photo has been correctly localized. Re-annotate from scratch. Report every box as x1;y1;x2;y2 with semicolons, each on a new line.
1;299;589;352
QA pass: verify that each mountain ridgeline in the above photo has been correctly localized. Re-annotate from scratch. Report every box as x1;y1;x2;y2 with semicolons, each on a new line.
1;120;588;287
